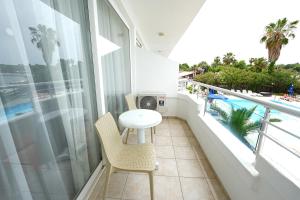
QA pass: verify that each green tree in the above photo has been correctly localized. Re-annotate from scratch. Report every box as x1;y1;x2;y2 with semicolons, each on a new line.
222;52;237;65
260;18;298;73
211;56;222;67
249;57;268;72
191;64;198;74
198;61;210;72
179;63;190;71
284;63;300;72
194;66;296;93
29;24;60;66
233;60;247;69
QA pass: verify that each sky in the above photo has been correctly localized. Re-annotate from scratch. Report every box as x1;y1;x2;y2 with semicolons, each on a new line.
169;0;300;65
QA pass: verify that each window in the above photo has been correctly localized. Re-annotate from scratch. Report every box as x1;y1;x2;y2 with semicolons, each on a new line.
0;0;101;199
97;0;131;122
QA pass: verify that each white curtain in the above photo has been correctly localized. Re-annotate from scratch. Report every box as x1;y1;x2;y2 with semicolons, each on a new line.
0;0;100;199
98;0;131;122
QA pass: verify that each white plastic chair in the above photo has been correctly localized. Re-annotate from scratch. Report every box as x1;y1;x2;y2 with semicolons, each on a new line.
95;113;156;200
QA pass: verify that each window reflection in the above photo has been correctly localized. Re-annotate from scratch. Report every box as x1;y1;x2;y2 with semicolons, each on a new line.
0;0;100;199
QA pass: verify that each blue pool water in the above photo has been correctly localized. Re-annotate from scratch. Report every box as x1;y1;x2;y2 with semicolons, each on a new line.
0;102;33;121
271;100;300;110
224;99;277;119
212;98;300;122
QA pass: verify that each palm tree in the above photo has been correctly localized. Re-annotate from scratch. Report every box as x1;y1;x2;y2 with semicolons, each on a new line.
211;56;222;67
29;24;60;66
260;18;298;73
211;104;260;149
222;52;237;66
179;63;190;71
198;61;209;72
249;57;268;72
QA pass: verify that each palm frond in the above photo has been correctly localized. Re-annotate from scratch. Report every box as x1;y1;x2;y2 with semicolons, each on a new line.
261;18;298;63
290;20;299;25
229;106;258;136
243;121;260;133
260;36;267;43
210;103;229;123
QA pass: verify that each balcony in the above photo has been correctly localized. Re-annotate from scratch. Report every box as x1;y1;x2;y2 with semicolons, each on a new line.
92;118;230;200
1;0;300;200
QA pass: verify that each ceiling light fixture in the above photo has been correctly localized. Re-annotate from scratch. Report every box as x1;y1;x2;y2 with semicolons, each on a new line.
158;32;165;37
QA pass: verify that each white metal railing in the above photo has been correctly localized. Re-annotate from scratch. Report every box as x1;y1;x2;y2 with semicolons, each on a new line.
179;79;300;160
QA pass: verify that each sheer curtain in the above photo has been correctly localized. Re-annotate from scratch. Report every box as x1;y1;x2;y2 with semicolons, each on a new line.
97;0;131;122
0;0;101;199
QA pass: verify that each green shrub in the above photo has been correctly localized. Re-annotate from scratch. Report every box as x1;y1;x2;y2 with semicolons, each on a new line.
233;60;247;69
194;67;297;93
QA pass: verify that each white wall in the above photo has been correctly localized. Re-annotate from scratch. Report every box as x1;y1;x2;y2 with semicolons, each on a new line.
176;92;300;200
135;47;179;116
135;47;179;96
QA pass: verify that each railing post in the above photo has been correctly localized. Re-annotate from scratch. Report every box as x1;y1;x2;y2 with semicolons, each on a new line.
192;83;195;94
186;80;188;89
203;87;208;116
255;107;270;161
196;84;199;99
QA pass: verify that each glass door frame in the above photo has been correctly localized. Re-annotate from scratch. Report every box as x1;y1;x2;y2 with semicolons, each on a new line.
77;0;136;199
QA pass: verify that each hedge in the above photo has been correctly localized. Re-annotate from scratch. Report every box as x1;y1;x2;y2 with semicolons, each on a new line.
194;66;299;93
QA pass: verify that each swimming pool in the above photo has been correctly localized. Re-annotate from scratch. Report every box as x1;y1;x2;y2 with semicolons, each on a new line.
0;102;33;121
271;100;300;110
212;98;300;122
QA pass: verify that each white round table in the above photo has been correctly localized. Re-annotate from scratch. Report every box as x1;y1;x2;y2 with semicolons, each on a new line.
119;109;162;144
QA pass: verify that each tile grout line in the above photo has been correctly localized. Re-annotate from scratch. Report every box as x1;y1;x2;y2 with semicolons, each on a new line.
183;119;218;200
168;119;185;200
192;144;217;200
174;144;186;200
191;134;230;199
120;172;129;200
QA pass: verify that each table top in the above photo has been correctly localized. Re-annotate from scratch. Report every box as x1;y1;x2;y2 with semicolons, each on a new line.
119;109;162;129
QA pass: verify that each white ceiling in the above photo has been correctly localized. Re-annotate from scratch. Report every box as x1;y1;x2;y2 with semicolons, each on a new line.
122;0;206;57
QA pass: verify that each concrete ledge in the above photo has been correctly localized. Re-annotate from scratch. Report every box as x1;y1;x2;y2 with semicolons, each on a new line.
176;92;299;200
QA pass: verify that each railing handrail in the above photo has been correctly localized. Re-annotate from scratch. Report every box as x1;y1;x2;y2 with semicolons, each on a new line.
0;79;83;89
190;81;300;118
180;79;300;162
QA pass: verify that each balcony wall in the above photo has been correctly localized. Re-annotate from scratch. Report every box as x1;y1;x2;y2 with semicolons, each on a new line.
135;47;179;116
175;92;300;200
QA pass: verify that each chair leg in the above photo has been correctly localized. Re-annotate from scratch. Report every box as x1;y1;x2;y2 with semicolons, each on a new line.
148;171;154;200
125;129;130;144
150;127;154;143
102;164;113;199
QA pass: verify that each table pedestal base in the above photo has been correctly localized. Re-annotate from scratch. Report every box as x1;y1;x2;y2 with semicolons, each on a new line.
137;128;145;144
137;128;159;170
155;161;159;170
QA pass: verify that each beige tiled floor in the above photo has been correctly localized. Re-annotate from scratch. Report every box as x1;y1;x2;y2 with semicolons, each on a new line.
95;118;230;200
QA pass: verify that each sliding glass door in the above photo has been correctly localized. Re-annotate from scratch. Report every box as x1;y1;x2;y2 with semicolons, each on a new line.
0;0;101;199
97;0;131;122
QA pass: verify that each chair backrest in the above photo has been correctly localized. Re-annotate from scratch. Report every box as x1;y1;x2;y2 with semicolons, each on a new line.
95;112;123;165
125;94;137;110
